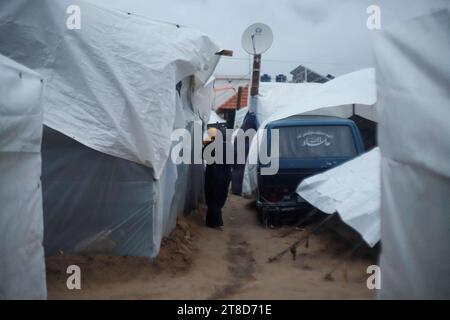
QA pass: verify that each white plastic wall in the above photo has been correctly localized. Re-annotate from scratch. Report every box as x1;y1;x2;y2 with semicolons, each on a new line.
375;8;450;299
0;55;47;299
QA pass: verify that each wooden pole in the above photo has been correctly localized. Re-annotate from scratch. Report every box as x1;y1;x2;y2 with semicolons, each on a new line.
236;86;243;111
250;54;261;97
268;214;336;263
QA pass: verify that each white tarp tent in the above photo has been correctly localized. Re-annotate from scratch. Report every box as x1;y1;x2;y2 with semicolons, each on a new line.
0;0;221;180
0;0;220;259
242;68;377;196
297;148;381;247
375;7;450;299
0;55;47;299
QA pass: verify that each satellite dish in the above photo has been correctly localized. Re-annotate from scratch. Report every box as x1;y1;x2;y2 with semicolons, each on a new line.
241;23;273;55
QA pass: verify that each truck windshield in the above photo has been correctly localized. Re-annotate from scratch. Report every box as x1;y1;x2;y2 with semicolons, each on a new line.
275;125;357;158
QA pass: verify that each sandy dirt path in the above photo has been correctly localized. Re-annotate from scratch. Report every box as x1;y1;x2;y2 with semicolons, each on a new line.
46;194;376;299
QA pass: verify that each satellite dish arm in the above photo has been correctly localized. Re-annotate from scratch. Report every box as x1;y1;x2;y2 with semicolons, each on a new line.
251;34;257;55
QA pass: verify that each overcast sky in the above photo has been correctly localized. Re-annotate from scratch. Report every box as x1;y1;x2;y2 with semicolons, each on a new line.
95;0;447;79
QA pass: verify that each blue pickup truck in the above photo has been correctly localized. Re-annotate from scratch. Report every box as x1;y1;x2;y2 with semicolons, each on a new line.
257;115;365;227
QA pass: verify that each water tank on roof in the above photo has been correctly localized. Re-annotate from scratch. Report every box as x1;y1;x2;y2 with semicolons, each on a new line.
260;74;271;82
275;74;287;82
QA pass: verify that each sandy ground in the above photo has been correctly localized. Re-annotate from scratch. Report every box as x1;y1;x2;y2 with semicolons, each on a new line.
46;194;377;299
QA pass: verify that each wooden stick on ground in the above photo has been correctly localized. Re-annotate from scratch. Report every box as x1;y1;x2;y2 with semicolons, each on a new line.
323;240;365;281
268;213;336;263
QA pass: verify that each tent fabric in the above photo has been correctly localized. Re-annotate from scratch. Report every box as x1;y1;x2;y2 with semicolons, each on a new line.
256;70;377;126
233;107;248;130
297;148;381;247
256;82;322;125
0;0;217;260
42;125;156;256
0;0;221;179
42;78;205;258
242;69;377;196
0;54;47;299
374;8;450;299
192;76;216;124
208;110;226;124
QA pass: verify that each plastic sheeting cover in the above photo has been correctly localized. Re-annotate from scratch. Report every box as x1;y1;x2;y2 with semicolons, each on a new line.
297;148;381;247
0;54;46;299
42;78;205;259
256;71;377;125
375;8;450;299
233;107;248;130
256;82;322;125
208;110;226;124
0;0;221;179
192;76;216;124
41;125;157;257
242;69;377;196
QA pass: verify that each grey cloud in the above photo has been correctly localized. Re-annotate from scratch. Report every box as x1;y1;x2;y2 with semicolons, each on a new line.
288;0;342;24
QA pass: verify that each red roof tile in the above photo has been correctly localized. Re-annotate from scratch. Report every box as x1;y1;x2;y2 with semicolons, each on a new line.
218;85;249;110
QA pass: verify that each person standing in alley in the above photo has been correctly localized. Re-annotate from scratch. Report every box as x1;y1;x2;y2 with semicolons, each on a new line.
203;126;231;230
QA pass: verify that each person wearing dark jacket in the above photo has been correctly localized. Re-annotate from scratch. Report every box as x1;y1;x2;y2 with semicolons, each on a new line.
203;127;231;230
